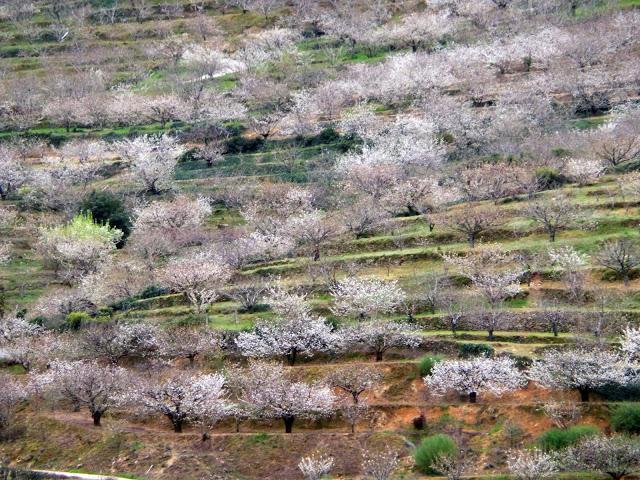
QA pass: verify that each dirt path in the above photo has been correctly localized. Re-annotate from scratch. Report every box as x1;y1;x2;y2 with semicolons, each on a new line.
31;470;138;480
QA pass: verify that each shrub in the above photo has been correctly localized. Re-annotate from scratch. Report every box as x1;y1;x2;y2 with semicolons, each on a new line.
534;167;569;191
458;343;495;358
63;311;90;331
225;136;264;154
137;284;170;299
80;190;131;244
611;403;640;434
414;434;457;474
419;355;443;377
537;425;600;451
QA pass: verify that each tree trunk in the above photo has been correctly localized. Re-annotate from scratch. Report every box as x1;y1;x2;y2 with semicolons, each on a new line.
313;246;320;262
283;415;294;433
623;273;630;287
487;328;494;341
375;350;383;362
552;323;558;337
170;416;183;433
549;229;556;242
287;349;297;366
469;392;477;403
579;388;590;402
468;233;476;248
92;411;102;427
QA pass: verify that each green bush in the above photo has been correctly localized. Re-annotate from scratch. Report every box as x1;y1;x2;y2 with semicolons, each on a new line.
534;167;569;191
537;425;600;451
458;343;495;358
225;135;264;153
63;311;90;331
611;403;640;434
419;355;443;377
414;434;457;474
80;191;131;245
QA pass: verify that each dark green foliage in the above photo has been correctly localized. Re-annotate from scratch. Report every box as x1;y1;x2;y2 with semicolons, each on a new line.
611;403;640;434
594;382;640;401
534;167;569;190
414;434;457;474
458;343;495;358
419;355;443;377
504;353;533;369
537;425;600;451
138;285;170;299
80;190;131;244
225;136;264;153
178;147;200;163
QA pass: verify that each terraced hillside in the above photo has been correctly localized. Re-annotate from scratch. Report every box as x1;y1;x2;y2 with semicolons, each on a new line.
1;1;640;479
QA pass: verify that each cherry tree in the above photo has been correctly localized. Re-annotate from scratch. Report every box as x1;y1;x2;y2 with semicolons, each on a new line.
3;331;70;372
362;448;399;480
130;195;212;262
37;213;122;283
80;260;150;306
287;210;338;261
425;357;526;403
443;247;521;338
235;285;337;365
595;238;640;287
33;360;128;426
330;277;405;320
590;123;640;170
442;206;503;248
344;320;421;362
124;371;227;433
621;326;640;362
160;252;232;317
528;348;628;402
0;374;26;434
298;453;334;480
507;449;557;480
548;246;589;302
327;365;382;405
542;401;582;429
115;135;185;194
443;247;522;308
524;194;578;243
339;198;392;238
562;435;640;480
160;327;222;366
565;158;605;186
235;361;335;433
0;146;28;200
81;323;161;365
235;314;336;366
328;365;381;432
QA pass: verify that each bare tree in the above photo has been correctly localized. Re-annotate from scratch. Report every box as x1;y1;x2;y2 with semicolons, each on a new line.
595;238;640;287
361;448;399;480
442;206;503;248
524;195;577;243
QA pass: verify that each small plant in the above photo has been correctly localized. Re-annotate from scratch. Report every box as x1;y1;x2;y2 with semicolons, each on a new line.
63;311;90;331
610;403;640;434
298;452;334;480
414;433;457;474
537;424;600;451
419;355;443;376
458;343;495;358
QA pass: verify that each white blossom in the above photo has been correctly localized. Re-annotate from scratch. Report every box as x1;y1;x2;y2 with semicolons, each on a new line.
331;277;405;320
425;357;526;402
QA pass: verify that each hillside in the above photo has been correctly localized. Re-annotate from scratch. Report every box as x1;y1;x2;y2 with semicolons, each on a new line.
1;1;640;479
